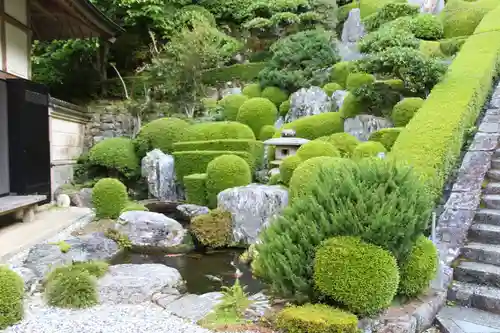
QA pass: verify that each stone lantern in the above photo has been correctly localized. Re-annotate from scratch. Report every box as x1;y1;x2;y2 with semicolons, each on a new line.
263;129;309;170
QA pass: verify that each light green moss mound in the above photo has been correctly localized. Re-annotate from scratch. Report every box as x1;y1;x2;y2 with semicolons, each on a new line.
91;178;128;219
45;261;110;284
261;87;289;106
439;36;467;56
392;97;424;126
399;235;438;297
322;82;343;96
369;128;402;151
0;266;24;329
191;209;232;248
352;141;387;160
339;93;364;119
184;173;208;206
259;125;276;141
120;202;149;214
275;304;358;333
236;98;278;138
88;137;139;178
442;0;498;38
297;141;340;161
318;133;360;157
279;155;303;186
242;83;262;98
280;112;344;140
279;100;291;117
46;270;98;309
218;94;249;121
134;118;190;157
410;14;444;40
185;121;256;142
330;61;354;87
314;236;399;316
206;154;252;208
346;73;376;91
420;40;445;58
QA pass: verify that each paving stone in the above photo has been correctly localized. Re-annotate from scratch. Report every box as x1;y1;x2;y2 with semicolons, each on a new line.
469;133;500;151
483;195;500;210
485;109;500;116
445;191;481;211
438;306;500;333
484;183;500;195
488;170;500;182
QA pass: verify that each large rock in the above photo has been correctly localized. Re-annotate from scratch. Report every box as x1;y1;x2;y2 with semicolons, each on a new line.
116;211;186;250
344;115;393;141
23;233;120;279
176;204;209;220
285;87;334;123
98;264;183;304
141;149;178;202
341;8;365;43
332;90;348;109
156;291;223;322
71;188;93;208
217;184;289;245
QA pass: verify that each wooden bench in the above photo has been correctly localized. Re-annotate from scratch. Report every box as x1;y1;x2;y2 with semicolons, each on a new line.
0;195;47;223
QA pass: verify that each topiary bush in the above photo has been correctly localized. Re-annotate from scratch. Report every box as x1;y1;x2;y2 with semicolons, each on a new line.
46;270;98;309
120;202;149;214
368;128;402;150
442;0;498;38
275;304;358;333
339;93;365;119
297;141;340;161
259;125;276;141
184;121;256;142
218;94;249;121
279;100;291;117
439;36;467;56
242;83;262;98
362;2;419;32
346;73;376;91
358;26;420;53
236;98;278;138
0;266;24;329
191;209;232;248
206;154;252;208
322;82;342;96
420;40;444;59
330;61;354;87
399;235;438;297
314;236;399;315
391;97;424;126
184;173;208;206
279;155;303;186
134;118;190;158
91;178;128;219
410;14;444;40
352;141;387;159
261;87;289;106
281;112;344;139
318;133;360;157
88;137;140;179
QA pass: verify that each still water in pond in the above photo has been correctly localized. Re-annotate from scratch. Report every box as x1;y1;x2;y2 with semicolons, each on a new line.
112;249;265;295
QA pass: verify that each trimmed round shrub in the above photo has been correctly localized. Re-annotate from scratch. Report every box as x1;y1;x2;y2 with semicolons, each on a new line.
369;128;402;151
134;118;190;157
120;202;149;214
346;73;376;91
279;155;303;186
297;141;340;161
442;0;498;38
45;261;110;284
275;304;358;333
185;121;256;141
261;87;289;106
319;132;360;157
314;236;399;315
392;97;424;126
322;82;342;96
46;270;98;309
206;154;252;208
279;100;291;117
0;266;24;329
399;236;438;297
242;83;262;98
410;14;444;40
352;141;387;160
92;178;128;219
88;137;139;178
339;93;364;119
330;61;354;87
218;94;249;121
280;112;344;140
259;125;276;141
236;98;278;137
191;209;232;248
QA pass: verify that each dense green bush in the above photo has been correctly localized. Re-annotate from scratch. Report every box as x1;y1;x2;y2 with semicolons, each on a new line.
280;112;344;139
369;128;402;151
330;61;354;87
134;118;190;158
191;209;232;248
218;94;249;121
410;14;444;40
46;270;98;309
206;154;252;208
314;236;399;315
439;36;467;56
201;63;267;86
358;26;420;53
363;2;419;32
339;93;364;119
242;83;262;98
346;73;376;91
184;173;208;206
317;133;360;157
261;87;289;106
254;159;432;300
91;178;128;219
420;41;444;59
185;121;256;141
322;82;342;96
392;97;424;126
275;304;358;333
279;100;291;117
45;261;110;285
120;202;149;214
259;125;276;141
0;266;24;329
236;98;278;137
259;30;340;92
297;141;340;161
352;141;387;159
88;137;139;178
441;0;498;38
359;0;405;18
279;155;303;186
399;236;438;297
173;139;263;164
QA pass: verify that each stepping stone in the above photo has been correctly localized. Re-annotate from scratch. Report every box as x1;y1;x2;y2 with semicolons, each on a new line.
475;209;500;226
454;261;500;288
447;281;500;315
470;223;500;245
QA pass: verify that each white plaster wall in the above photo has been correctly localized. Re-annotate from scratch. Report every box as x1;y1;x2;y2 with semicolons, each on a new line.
4;0;27;25
5;23;28;79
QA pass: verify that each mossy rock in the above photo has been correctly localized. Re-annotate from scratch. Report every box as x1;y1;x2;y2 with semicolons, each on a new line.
120;202;149;214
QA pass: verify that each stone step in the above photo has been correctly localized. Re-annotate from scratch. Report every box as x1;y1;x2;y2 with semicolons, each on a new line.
494;149;500;159
455;261;500;288
462;243;500;266
484;183;500;195
475;209;500;226
482;195;500;210
492;159;500;170
448;281;500;315
488;170;500;182
470;223;500;245
436;306;500;333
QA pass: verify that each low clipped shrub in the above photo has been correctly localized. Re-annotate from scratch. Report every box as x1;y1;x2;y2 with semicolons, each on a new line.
242;83;262;98
399;236;438;297
322;82;342;96
420;41;444;59
184;173;208;206
275;304;358;333
362;2;419;32
442;0;498;38
46;270;98;309
45;261;110;284
314;236;399;315
392;97;424;126
191;209;232;248
134;118;190;158
280;112;344;140
184;121;256;142
358;26;420;54
279;100;291;117
369;128;402;151
88;137;139;178
206;155;252;208
236;98;278;138
346;73;376;91
259;125;276;141
330;61;354;87
352;141;387;159
339;93;364;119
0;266;24;329
439;36;467;56
297;141;340;161
318;133;360;157
120;202;149;214
279;155;303;186
91;178;128;219
218;94;248;121
410;14;443;40
261;87;289;106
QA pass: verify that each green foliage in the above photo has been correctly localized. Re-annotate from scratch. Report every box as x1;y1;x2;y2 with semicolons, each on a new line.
105;229;133;250
322;82;342;96
242;83;262;98
206;154;252;207
261;87;289;106
363;2;419;32
410;14;444;40
275;304;358;333
441;0;498;38
279;100;291;117
219;94;249;121
368;128;402;151
45;261;110;284
352;141;387;159
202;63;267;86
330;61;354;87
439;36;467;56
358;26;420;53
91;178;129;219
317;133;360;157
184;173;208;206
88;138;140;178
268;173;283;185
279;155;303;186
346;73;376;91
339;93;364;119
358;0;407;18
191;209;232;248
120;202;149;214
297;141;340;161
280;112;344;139
134;118;190;158
236;98;278;137
185;121;256;141
0;266;24;329
399;236;438;297
53;241;71;253
314;236;399;315
259;125;276;141
259;30;340;92
46;270;98;309
392;97;424;126
420;41;444;59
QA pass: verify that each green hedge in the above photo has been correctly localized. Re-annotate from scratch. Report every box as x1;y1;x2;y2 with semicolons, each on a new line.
202;63;267;86
184;121;256;142
134;118;190;158
0;266;24;329
278;112;344;140
184;173;208;206
390;4;500;200
442;0;498;38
